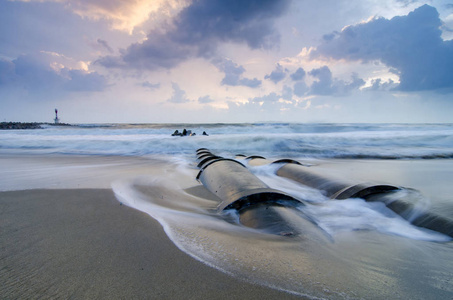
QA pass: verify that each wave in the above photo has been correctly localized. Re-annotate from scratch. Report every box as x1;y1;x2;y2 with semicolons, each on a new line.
1;123;453;159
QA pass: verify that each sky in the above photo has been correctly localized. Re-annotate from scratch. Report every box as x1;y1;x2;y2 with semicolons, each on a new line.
1;0;453;123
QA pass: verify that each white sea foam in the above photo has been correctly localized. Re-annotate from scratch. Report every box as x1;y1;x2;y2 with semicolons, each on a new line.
1;123;453;158
111;159;453;299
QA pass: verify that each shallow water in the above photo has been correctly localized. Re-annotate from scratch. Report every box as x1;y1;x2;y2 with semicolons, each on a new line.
112;156;453;299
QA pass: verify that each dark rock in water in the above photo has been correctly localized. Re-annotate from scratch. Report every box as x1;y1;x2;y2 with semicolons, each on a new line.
172;130;182;136
172;129;194;136
202;131;209;136
171;128;205;137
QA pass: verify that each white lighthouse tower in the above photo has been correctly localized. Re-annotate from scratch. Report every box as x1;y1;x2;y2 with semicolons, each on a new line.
54;109;60;124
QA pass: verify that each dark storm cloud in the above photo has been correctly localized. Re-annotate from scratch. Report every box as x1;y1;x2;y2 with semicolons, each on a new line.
0;54;108;94
97;0;290;70
312;5;453;92
265;63;287;84
212;58;261;88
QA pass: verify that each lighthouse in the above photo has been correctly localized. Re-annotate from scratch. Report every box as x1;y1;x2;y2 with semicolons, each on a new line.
54;109;60;124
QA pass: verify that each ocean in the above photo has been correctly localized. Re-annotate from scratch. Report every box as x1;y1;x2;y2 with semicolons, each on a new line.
1;122;452;159
1;123;453;299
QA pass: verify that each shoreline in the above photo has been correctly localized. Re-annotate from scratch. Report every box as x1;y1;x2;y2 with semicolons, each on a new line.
1;153;452;298
0;188;302;299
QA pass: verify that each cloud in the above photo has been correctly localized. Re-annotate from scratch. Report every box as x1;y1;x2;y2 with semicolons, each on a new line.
212;57;261;88
8;54;65;90
290;67;306;81
0;53;108;94
98;0;290;70
245;86;298;110
97;39;114;53
293;81;308;97
141;81;160;89
166;82;191;103
308;66;365;96
237;77;262;88
265;63;287;83
312;5;453;92
63;69;108;92
366;78;399;91
249;92;281;104
281;85;293;100
308;66;334;95
198;95;215;104
230;84;316;118
34;0;173;33
98;35;195;69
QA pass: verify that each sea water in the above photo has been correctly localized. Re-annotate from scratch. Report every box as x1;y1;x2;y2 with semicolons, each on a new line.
1;123;452;159
1;123;453;299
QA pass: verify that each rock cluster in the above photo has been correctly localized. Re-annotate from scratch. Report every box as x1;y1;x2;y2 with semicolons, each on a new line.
0;122;72;130
171;129;209;136
0;122;42;130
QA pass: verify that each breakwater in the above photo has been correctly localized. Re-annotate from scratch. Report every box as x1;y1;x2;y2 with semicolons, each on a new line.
0;122;72;130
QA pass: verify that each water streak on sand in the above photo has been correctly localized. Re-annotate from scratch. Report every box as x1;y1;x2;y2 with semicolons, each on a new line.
111;159;452;299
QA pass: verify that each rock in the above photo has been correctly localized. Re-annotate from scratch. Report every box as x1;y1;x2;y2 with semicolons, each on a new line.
171;128;204;137
0;122;42;130
172;130;181;136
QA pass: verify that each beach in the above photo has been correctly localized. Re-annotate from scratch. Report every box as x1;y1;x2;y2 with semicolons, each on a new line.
0;152;304;299
0;187;303;299
1;123;453;299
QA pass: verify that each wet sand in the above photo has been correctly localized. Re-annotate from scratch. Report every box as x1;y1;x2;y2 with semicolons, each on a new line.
2;153;453;299
0;188;302;299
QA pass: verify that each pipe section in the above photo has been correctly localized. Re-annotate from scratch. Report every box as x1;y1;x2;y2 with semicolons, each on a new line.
238;203;304;236
276;162;453;237
276;163;398;200
196;149;453;238
366;191;453;238
196;149;305;236
196;157;299;211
